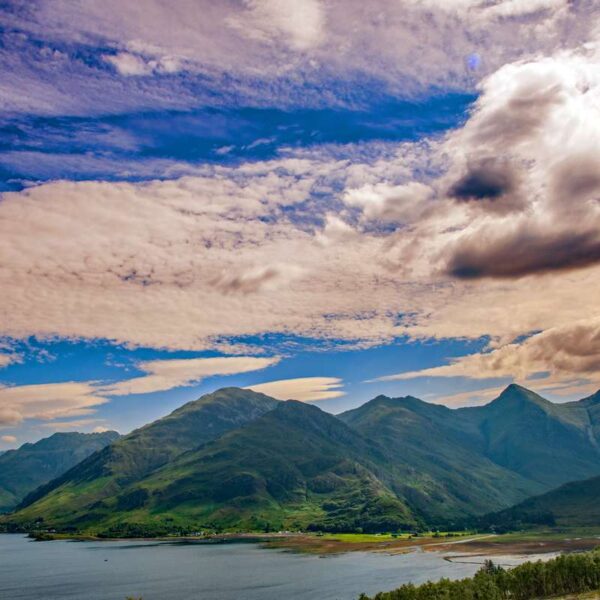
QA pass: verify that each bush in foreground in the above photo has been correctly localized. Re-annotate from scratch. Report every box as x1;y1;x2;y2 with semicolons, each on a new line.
360;552;600;600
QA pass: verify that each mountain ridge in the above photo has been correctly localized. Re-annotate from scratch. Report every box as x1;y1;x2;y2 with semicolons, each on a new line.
4;383;600;535
0;431;120;513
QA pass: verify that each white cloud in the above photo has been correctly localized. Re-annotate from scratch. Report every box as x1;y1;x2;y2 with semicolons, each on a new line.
0;355;280;428
2;0;597;115
344;181;433;223
0;435;17;444
228;0;326;52
247;377;344;401
0;382;109;427
40;418;110;432
374;319;600;399
0;354;18;368
103;51;184;77
101;356;280;396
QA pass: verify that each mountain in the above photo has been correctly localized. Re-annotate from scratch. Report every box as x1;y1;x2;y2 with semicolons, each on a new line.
11;388;279;521
15;400;422;535
481;474;600;530
0;431;120;513
339;384;600;518
458;385;600;488
339;392;541;516
5;384;600;536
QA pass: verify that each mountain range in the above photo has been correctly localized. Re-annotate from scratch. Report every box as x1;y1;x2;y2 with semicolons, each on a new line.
2;384;600;536
0;430;120;513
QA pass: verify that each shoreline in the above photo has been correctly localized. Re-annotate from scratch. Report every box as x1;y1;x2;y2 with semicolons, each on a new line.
10;529;599;558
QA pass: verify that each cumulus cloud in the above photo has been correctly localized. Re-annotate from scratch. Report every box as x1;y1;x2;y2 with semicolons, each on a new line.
247;377;344;401
375;319;600;394
435;49;600;279
343;182;433;223
101;356;280;396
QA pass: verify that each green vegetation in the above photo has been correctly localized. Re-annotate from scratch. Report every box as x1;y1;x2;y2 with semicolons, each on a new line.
0;430;119;513
481;474;600;531
360;552;600;600
3;384;600;537
11;388;277;519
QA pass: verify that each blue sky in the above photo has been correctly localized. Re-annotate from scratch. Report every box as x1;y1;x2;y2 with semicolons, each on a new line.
1;1;600;448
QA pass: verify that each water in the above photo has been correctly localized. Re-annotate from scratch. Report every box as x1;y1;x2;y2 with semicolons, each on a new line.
0;534;551;600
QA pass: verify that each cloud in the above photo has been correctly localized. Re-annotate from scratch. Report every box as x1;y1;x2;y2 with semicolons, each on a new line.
1;0;596;116
374;319;600;394
1;10;600;401
0;356;279;428
0;382;109;427
228;0;326;52
435;49;600;278
40;418;110;432
103;51;183;77
246;377;344;401
100;356;280;396
447;158;518;207
343;182;433;223
447;225;600;279
426;386;507;408
0;354;18;368
0;435;17;444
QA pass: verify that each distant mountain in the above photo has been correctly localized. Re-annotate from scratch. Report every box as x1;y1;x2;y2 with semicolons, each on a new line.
339;392;541;517
458;385;600;488
13;388;279;520
5;384;600;535
481;474;600;531
0;431;120;513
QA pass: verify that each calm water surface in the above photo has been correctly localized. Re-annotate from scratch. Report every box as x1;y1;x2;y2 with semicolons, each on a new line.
0;534;549;600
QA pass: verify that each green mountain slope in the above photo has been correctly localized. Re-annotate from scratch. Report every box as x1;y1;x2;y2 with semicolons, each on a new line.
13;388;279;518
482;474;600;530
339;384;600;519
459;385;600;488
0;431;119;513
339;393;541;516
5;384;600;535
12;401;419;534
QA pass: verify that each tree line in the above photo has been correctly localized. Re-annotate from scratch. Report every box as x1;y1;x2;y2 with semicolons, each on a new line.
359;551;600;599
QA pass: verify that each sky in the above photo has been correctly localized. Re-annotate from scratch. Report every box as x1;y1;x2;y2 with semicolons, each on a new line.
1;0;600;448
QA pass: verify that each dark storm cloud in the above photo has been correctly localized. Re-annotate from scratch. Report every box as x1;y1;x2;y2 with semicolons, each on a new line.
448;228;600;279
449;159;516;202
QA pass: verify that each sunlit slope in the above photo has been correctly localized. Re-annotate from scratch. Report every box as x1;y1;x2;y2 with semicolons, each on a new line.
13;400;420;533
0;431;119;513
15;388;278;517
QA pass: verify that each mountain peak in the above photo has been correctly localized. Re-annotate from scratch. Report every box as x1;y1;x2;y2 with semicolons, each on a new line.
490;383;549;407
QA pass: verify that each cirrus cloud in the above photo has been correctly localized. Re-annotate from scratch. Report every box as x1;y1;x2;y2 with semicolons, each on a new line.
101;356;280;396
247;377;344;401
